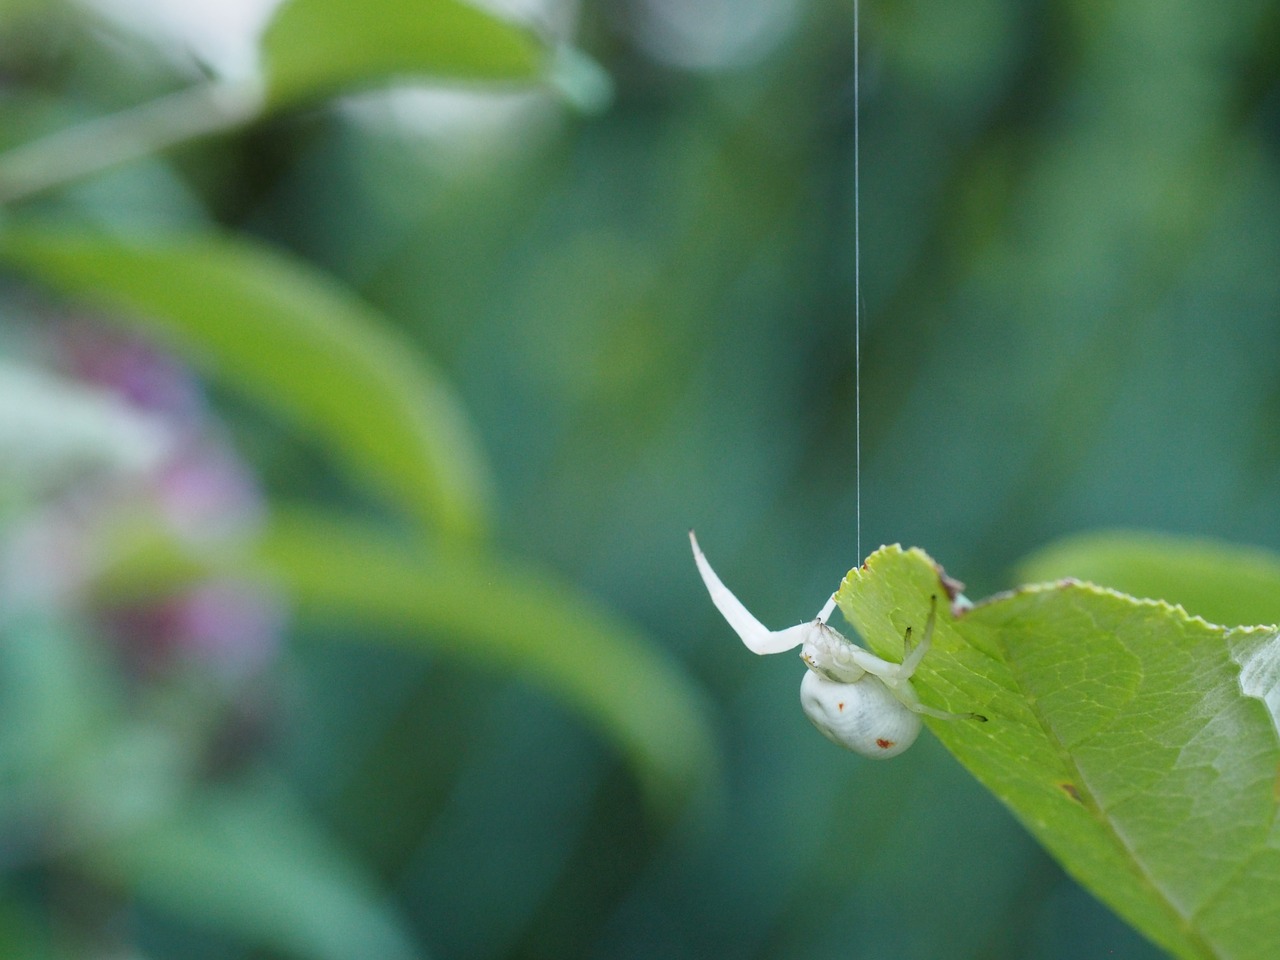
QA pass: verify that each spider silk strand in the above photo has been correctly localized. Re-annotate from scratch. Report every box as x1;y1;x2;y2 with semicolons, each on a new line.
854;0;863;563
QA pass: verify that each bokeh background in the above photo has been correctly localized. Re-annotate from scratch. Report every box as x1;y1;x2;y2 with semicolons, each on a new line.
2;0;1279;957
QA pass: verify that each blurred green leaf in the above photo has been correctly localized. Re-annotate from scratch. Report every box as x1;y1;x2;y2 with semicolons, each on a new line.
0;228;492;543
0;615;115;776
79;779;424;960
1017;530;1280;628
835;545;1280;960
0;896;53;960
99;509;719;812
262;0;546;108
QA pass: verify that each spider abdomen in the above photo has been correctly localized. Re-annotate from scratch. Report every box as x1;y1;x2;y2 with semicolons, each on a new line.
800;670;922;759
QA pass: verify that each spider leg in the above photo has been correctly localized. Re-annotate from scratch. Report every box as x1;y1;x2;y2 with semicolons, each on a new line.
885;601;988;721
886;674;987;722
690;530;812;654
816;593;837;623
899;595;938;677
908;700;987;722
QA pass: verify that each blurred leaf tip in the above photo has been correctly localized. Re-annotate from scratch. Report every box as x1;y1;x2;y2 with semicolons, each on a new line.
261;0;549;108
0;226;495;544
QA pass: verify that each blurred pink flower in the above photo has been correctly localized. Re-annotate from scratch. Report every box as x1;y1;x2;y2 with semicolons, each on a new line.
154;441;265;543
58;320;204;422
107;579;284;681
4;319;285;682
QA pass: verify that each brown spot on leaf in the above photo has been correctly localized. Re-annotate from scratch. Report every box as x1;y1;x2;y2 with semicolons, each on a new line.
837;702;845;712
1059;782;1082;804
876;739;893;749
932;562;966;601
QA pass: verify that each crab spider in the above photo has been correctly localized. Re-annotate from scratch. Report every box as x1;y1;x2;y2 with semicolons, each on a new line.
689;531;985;758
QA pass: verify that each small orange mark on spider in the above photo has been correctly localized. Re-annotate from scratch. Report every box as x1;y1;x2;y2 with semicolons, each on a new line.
1059;782;1082;804
876;738;893;749
837;702;845;711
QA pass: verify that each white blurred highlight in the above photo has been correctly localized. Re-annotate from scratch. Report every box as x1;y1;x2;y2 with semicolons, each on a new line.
78;0;284;79
627;0;800;72
0;359;172;490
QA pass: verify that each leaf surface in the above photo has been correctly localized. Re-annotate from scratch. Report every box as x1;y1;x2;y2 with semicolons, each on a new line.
836;545;1280;960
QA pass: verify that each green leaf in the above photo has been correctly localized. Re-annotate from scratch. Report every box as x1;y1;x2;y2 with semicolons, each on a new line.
262;0;546;108
79;779;424;960
0;897;54;960
0;228;492;543
1017;530;1280;628
98;509;719;813
835;545;1280;960
0;615;116;775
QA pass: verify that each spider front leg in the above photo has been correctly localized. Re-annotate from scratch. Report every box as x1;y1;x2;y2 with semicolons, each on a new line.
878;596;987;722
689;530;825;654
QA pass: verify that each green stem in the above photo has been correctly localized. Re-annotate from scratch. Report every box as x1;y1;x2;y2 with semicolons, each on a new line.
0;78;265;205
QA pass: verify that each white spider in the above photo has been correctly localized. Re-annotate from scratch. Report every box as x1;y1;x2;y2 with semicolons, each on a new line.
690;531;985;758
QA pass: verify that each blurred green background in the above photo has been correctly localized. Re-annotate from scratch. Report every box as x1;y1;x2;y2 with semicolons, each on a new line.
1;0;1278;957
